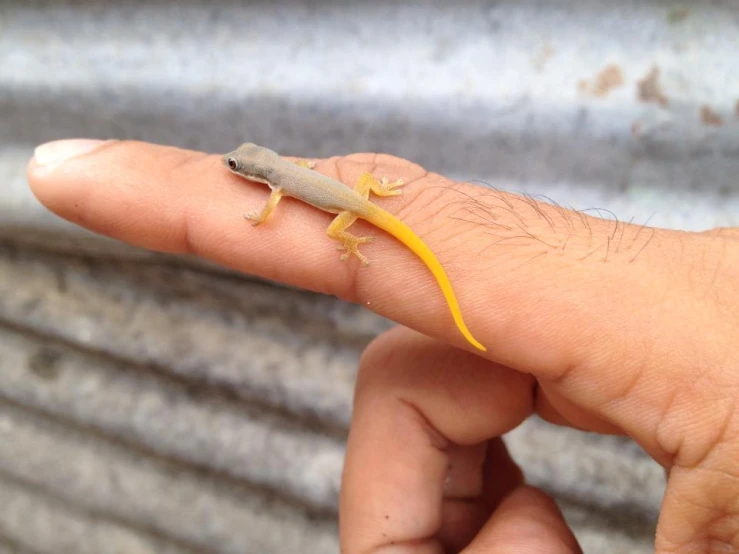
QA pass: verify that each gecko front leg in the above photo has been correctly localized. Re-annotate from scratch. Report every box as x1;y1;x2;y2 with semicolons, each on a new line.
245;187;283;226
354;173;404;198
245;161;312;225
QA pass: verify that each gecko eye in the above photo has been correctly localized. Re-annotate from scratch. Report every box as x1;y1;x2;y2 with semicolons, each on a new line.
226;157;238;170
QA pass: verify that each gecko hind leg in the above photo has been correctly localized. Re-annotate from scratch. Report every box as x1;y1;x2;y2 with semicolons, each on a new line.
354;173;404;199
327;211;374;266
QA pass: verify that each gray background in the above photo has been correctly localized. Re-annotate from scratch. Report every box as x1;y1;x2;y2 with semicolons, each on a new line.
2;0;738;552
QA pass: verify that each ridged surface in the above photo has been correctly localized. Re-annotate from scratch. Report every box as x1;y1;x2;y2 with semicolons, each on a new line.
0;244;662;553
3;0;738;552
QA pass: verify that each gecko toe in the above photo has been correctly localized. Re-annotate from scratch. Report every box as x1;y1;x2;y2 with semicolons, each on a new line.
373;177;406;197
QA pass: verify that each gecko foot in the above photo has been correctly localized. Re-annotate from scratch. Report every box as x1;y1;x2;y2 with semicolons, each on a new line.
243;212;263;226
294;159;316;169
337;235;374;266
374;177;404;197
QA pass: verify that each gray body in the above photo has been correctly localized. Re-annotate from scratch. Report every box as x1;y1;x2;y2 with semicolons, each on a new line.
224;143;373;218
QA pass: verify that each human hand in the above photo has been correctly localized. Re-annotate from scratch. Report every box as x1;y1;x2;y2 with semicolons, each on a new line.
28;139;739;553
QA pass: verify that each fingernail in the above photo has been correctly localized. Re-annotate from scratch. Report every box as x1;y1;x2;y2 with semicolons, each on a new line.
33;139;106;168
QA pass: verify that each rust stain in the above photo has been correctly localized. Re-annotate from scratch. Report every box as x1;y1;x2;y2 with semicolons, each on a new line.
637;67;668;107
579;64;625;98
700;105;723;127
594;64;625;97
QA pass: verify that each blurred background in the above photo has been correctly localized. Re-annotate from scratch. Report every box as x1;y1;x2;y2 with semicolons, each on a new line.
1;1;738;552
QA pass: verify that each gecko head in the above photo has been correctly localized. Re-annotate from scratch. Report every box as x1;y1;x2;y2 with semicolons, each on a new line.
223;143;280;179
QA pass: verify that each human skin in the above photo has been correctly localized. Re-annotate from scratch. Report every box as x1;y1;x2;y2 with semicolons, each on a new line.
28;139;739;553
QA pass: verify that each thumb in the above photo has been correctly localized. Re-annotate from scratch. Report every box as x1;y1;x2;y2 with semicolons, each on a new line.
462;487;581;553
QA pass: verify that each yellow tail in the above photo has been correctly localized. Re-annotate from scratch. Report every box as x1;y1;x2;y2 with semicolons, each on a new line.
365;205;487;352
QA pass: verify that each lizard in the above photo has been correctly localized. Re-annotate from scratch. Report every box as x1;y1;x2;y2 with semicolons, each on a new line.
222;143;486;352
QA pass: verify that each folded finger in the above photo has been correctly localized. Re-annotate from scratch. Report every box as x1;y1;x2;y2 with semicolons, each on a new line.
340;327;534;553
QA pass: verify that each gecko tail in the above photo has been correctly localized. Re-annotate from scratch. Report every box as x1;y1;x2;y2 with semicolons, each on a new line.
367;207;487;352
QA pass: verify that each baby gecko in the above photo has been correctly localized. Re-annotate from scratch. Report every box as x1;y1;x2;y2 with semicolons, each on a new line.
223;143;486;351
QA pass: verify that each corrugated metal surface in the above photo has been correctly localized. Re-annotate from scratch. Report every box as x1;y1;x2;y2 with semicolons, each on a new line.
1;0;738;552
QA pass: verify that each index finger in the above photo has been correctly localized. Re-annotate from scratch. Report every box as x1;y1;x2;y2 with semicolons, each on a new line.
27;139;496;351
